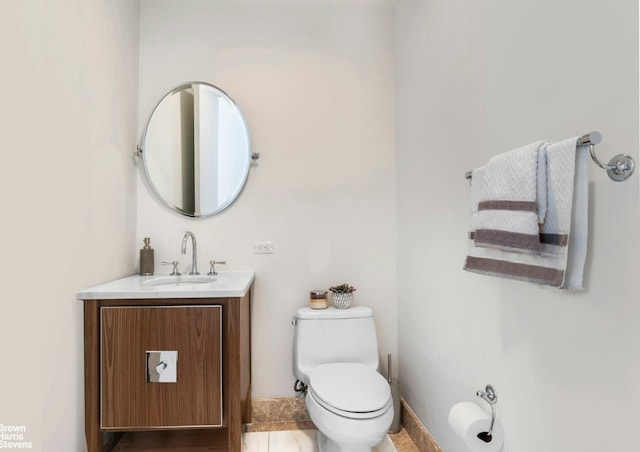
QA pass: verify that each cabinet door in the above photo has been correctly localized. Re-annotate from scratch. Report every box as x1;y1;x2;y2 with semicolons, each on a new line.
100;305;222;429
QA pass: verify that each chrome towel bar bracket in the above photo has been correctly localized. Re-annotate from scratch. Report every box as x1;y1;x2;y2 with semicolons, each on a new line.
465;131;635;182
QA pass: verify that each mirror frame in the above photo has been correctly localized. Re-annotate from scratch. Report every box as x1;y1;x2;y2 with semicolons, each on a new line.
139;81;253;218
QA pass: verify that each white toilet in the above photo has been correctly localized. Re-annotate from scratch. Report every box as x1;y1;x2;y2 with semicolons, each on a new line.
292;306;393;452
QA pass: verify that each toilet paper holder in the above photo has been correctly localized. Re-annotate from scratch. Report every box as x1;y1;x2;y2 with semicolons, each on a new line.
476;384;498;442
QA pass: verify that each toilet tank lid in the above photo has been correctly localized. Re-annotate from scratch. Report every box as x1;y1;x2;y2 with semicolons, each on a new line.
296;306;373;320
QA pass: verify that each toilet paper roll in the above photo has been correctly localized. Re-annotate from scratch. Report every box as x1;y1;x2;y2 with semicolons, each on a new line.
448;402;504;452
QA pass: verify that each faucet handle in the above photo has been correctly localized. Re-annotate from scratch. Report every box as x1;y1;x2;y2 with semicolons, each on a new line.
208;260;226;275
161;261;181;276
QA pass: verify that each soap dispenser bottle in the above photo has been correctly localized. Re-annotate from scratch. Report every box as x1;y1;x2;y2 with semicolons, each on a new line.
140;237;154;275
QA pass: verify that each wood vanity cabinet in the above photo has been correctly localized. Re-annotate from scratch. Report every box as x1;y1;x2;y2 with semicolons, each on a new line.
82;293;252;452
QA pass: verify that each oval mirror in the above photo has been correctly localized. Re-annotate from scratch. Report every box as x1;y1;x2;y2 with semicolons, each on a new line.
140;82;253;217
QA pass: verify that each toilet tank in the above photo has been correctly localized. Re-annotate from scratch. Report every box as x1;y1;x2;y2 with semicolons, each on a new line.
292;306;380;384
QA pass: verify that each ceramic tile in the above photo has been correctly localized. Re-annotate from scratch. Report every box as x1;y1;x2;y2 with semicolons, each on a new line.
244;428;410;452
269;430;318;452
242;431;269;452
318;431;397;452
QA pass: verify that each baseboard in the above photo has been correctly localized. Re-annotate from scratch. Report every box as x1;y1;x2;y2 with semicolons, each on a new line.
104;396;441;450
250;396;442;452
400;398;442;452
247;397;315;432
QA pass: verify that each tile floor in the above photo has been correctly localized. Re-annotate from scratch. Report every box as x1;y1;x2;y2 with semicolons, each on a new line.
242;430;398;452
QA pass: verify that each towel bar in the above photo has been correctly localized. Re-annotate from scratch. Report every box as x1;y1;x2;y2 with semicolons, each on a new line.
464;131;635;182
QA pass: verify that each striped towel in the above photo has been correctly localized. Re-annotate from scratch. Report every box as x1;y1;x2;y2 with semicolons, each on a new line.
463;137;588;290
468;141;546;253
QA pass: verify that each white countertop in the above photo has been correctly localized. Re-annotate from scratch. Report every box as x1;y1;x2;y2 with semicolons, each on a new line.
76;271;255;300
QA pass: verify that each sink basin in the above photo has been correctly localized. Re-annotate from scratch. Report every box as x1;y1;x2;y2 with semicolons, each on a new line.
142;275;218;288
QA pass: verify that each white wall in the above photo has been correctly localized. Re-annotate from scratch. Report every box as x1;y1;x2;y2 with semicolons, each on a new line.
137;0;397;398
395;1;639;452
0;1;139;450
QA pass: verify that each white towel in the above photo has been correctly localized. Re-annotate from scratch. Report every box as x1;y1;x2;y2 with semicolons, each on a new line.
544;138;588;290
469;141;546;253
464;137;588;290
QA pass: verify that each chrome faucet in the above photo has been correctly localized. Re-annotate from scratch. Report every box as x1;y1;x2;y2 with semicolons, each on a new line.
181;231;199;275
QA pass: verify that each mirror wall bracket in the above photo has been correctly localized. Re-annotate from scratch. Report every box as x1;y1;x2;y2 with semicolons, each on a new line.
136;146;258;161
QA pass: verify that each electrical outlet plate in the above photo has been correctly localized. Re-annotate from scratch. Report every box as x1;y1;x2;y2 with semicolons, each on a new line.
253;240;274;254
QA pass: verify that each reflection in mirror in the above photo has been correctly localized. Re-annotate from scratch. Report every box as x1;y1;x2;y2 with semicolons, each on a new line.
141;82;252;217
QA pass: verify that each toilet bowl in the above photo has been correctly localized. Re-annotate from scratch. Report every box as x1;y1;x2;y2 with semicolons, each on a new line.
305;363;393;452
291;307;394;452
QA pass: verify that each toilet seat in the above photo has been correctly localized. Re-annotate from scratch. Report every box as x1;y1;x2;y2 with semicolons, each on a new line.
309;363;392;420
